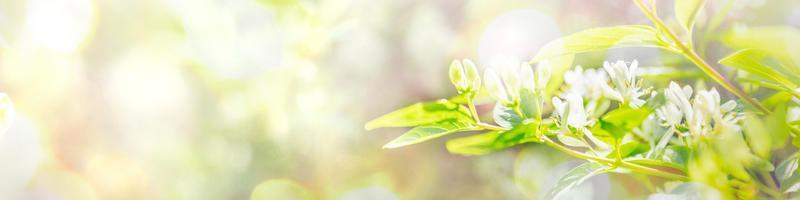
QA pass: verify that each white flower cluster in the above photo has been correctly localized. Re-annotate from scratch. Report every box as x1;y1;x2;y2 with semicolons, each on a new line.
656;82;741;137
603;60;647;108
552;60;648;149
562;60;647;108
552;93;610;149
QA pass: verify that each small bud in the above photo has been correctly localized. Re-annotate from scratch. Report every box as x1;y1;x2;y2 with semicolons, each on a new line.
449;60;467;92
462;59;481;94
535;61;552;91
502;68;521;102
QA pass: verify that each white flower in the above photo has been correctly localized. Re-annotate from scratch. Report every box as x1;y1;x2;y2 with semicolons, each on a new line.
663;82;693;122
520;61;552;92
484;57;522;105
683;88;740;136
564;66;608;100
552;93;590;128
656;103;682;126
655;82;742;137
484;69;513;104
602;60;646;108
520;63;536;91
485;57;550;105
552;94;609;149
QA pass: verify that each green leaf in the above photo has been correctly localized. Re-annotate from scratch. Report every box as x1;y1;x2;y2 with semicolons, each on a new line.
675;0;706;33
721;26;800;74
542;55;576;97
446;122;539;155
777;153;799;181
598;107;651;139
744;105;790;158
664;145;691;169
648;182;722;200
719;49;797;88
544;162;606;200
493;102;522;129
557;134;588;148
608;141;650;159
382;121;476;149
530;25;666;63
748;154;775;172
778;153;800;193
365;99;471;130
519;89;542;119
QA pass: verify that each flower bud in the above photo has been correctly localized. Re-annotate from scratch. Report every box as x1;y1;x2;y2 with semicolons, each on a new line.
449;59;482;96
449;60;467;92
535;60;552;91
461;59;481;93
520;63;535;91
484;68;512;104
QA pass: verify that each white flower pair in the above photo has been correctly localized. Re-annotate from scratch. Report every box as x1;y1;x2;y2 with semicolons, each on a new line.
564;60;646;108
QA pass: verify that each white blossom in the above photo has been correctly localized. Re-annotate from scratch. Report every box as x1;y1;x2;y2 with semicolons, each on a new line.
552;93;590;128
656;103;682;127
663;82;694;122
602;60;646;108
520;61;552;92
657;82;742;136
485;57;551;105
564;66;608;100
484;68;512;104
552;94;610;149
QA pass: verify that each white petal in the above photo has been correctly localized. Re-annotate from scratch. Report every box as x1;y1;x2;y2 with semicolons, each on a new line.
720;100;737;112
519;62;535;91
484;69;510;103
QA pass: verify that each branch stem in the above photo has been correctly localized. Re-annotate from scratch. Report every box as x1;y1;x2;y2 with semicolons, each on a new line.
541;137;688;181
632;0;769;113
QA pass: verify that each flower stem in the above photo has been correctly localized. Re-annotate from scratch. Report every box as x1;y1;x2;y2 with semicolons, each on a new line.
477;122;506;131
632;0;769;113
466;98;481;123
542;136;688;181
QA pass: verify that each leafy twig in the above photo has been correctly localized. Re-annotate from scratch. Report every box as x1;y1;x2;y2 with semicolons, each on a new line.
632;0;769;113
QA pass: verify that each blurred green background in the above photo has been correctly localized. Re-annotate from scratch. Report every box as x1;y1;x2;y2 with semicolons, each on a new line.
0;0;797;199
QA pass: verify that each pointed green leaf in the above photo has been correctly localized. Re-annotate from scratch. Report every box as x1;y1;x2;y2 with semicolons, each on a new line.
675;0;706;32
777;153;799;181
492;102;522;129
365;99;471;130
664;145;691;169
778;153;800;193
519;89;543;119
649;183;722;200
446;122;539;156
744;105;790;158
719;49;797;88
382;121;476;149
530;25;666;63
544;162;606;200
608;141;650;159
598;107;652;139
721;26;800;75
